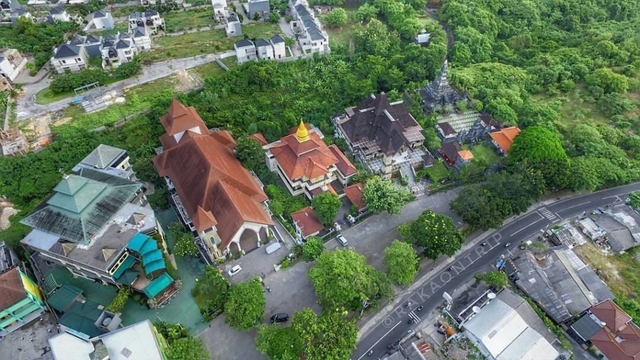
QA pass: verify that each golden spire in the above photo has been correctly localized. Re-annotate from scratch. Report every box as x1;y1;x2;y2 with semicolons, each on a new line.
296;119;310;142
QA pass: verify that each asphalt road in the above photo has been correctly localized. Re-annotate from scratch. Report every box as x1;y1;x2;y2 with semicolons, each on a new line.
352;182;640;359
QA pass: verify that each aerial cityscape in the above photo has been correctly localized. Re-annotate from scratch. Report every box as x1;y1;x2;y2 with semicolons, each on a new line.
0;0;639;359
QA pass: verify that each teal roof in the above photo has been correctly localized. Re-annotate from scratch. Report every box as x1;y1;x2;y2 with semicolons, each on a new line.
142;249;163;265
145;260;166;275
118;269;139;285
140;239;158;255
80;144;126;169
126;233;149;253
20;169;142;245
47;283;83;312
143;273;173;298
58;300;104;338
112;255;136;280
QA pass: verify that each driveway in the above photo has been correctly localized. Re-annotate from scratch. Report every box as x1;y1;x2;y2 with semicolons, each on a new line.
16;50;235;121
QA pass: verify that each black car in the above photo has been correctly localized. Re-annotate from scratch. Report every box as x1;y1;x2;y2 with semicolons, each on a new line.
270;313;289;323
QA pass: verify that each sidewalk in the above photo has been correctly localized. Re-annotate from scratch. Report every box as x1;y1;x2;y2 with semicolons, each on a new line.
355;190;580;341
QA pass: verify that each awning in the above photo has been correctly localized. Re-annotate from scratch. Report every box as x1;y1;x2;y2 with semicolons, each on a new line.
144;260;166;275
142;249;163;265
143;273;174;298
126;233;150;253
118;269;139;286
112;255;136;280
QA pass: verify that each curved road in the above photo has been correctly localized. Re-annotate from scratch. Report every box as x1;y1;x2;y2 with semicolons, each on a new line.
353;182;640;359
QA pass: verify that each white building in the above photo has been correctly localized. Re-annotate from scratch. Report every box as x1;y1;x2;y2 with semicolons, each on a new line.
255;38;274;60
48;6;70;22
211;0;228;21
289;0;329;54
234;39;256;64
270;34;286;59
129;10;164;34
463;298;560;360
88;9;114;30
0;49;26;82
225;13;241;37
51;44;89;74
131;27;152;51
101;33;137;69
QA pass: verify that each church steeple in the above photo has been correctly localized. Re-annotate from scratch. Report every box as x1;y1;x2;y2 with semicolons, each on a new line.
295;119;310;142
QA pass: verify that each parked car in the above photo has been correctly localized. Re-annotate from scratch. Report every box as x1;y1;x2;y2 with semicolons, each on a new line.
336;235;348;247
504;242;511;247
227;265;242;277
270;313;289;323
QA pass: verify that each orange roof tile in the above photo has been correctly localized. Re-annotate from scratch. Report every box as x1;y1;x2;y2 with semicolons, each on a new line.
290;206;324;237
592;300;633;332
344;183;366;211
490;126;521;153
328;145;357;177
457;150;474;160
153;101;273;250
248;133;269;146
0;268;26;312
160;99;209;138
589;300;640;360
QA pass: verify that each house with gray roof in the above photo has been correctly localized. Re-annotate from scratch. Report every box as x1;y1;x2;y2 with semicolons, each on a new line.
51;44;90;74
225;13;242;37
271;34;286;59
234;39;257;64
10;7;32;24
211;0;229;21
589;207;640;253
87;9;114;30
48;6;70;22
73;144;134;180
101;33;137;69
255;38;274;60
129;10;164;34
289;0;329;54
246;0;270;20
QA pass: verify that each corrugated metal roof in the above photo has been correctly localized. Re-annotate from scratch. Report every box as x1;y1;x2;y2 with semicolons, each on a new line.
47;283;83;312
143;273;173;298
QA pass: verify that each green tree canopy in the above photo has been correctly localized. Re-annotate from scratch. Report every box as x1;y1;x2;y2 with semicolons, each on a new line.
324;8;348;27
586;68;629;93
309;249;392;311
166;336;210;360
293;308;358;360
399;210;463;259
311;192;341;226
191;266;230;315
255;325;299;360
302;236;325;262
235;136;266;172
362;176;413;215
475;271;508;290
383;240;419;285
224;278;266;331
174;233;199;257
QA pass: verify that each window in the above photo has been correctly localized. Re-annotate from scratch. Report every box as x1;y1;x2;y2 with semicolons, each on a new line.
76;58;82;62
60;60;66;64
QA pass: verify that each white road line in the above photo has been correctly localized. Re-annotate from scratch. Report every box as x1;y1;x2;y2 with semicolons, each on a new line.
357;321;402;360
511;216;544;236
555;201;591;213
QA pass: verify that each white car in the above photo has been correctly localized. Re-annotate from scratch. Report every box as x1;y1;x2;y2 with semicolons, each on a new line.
228;265;242;277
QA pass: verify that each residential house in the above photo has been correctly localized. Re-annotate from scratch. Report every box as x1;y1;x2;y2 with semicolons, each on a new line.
255;38;274;60
0;0;17;14
48;6;70;22
129;10;164;34
246;0;270;20
462;291;560;360
10;8;32;24
264;120;356;200
334;92;426;179
101;33;138;69
289;0;330;54
153;99;274;261
0;267;46;335
569;300;640;360
271;34;286;59
290;206;324;241
131;26;152;51
0;48;26;82
51;44;90;74
587;207;640;253
211;0;229;21
68;34;103;59
344;183;367;213
490;126;520;155
72;143;135;180
88;10;114;30
415;29;430;46
438;141;473;171
225;14;242;37
49;319;168;360
140;0;162;5
234;39;256;64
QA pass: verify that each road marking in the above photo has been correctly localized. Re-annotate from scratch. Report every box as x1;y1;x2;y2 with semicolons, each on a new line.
538;207;558;221
555;201;591;213
357;320;402;360
510;216;544;236
409;311;420;322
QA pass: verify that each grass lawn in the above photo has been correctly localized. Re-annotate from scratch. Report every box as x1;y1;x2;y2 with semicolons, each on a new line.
191;56;237;78
164;8;216;32
91;22;130;36
141;23;281;62
320;6;359;49
533;83;609;131
35;87;76;105
464;143;501;165
424;162;449;182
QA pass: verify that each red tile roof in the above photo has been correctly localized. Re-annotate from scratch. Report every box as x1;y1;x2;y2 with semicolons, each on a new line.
490;126;521;153
248;133;269;146
344;183;366;211
590;300;640;360
153;100;273;250
269;123;355;181
290;206;324;238
160;99;209;138
0;268;27;311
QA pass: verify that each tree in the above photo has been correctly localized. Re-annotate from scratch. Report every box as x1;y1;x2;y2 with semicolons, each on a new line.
400;210;463;259
268;12;280;23
191;266;230;315
255;325;299;360
235;136;266;172
362;176;413;215
106;287;131;313
355;3;378;23
450;186;511;229
293;309;358;360
174;233;199;257
311;192;341;226
166;336;210;360
475;271;508;290
309;249;392;311
224;277;266;330
324;8;348;27
383;240;419;285
585;68;629;93
302;236;324;262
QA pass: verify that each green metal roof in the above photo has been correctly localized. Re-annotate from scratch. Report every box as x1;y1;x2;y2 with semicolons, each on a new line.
118;269;139;285
58;300;104;338
20;169;142;245
145;260;166;275
143;273;173;298
47;283;83;312
126;233;149;253
112;255;136;280
142;250;163;266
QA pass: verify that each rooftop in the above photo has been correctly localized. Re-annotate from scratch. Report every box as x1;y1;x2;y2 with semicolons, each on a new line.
343;183;366;211
0;267;26;312
589;300;640;360
78;144;127;170
290;206;324;238
591;208;640;252
490;127;521;153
